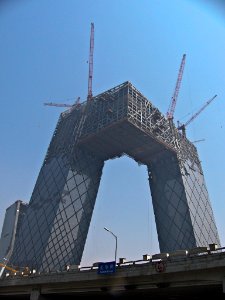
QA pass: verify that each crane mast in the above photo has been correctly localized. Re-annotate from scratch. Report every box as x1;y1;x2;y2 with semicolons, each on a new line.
87;23;94;101
44;23;94;109
167;54;186;120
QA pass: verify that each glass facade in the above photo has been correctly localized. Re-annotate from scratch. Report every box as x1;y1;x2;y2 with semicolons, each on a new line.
9;82;220;272
148;155;220;253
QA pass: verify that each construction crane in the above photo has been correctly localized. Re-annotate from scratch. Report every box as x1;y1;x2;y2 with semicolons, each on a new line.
0;262;17;273
0;262;31;278
167;54;186;122
178;94;217;137
44;97;81;109
192;139;205;144
44;23;94;109
87;22;94;101
44;102;73;108
0;262;18;277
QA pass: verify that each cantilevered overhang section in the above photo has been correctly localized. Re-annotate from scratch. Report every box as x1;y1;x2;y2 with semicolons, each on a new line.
77;81;177;163
77;118;176;164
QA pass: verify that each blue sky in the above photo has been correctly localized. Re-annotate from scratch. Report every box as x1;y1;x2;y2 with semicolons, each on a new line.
0;0;224;266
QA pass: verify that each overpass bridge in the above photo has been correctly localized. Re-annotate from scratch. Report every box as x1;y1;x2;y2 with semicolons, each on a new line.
1;246;225;299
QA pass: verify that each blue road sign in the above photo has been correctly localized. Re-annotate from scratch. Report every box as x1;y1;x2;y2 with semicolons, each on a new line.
98;261;116;274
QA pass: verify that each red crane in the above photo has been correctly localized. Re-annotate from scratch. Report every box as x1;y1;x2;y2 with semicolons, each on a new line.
87;23;94;101
178;94;217;136
167;54;186;121
44;23;94;110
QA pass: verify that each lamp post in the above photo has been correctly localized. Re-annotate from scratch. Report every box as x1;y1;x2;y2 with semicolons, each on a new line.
104;227;117;263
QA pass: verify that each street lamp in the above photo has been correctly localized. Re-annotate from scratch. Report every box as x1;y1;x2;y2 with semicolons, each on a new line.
104;227;117;263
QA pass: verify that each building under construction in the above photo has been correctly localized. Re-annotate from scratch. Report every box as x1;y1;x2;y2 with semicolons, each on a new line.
6;80;220;272
0;24;220;273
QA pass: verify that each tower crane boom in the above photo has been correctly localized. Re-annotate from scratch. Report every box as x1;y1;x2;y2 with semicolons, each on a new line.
192;139;205;144
44;102;73;108
87;23;94;101
182;94;217;128
44;97;80;108
178;94;217;136
167;54;186;120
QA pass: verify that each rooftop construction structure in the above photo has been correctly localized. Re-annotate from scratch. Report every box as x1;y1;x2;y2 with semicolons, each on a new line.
5;80;220;272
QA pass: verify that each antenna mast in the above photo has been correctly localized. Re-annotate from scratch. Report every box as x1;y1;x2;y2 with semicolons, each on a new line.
87;23;94;101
